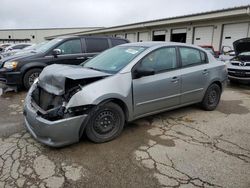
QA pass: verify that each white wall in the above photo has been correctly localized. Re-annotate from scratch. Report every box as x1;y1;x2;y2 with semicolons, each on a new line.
0;28;99;44
97;16;250;52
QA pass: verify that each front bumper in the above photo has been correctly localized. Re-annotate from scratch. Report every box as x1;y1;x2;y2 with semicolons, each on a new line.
227;67;250;82
0;68;23;85
23;84;88;147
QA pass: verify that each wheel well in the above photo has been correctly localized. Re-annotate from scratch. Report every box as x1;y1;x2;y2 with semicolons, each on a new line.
79;98;129;138
211;81;222;91
22;66;44;83
103;98;129;121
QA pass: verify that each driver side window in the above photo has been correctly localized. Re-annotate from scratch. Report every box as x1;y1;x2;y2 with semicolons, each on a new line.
56;39;82;55
140;47;177;73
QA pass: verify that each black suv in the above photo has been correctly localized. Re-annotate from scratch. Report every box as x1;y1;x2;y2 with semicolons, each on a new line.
0;36;129;89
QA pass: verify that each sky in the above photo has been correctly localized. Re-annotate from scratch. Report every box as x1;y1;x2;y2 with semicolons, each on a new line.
0;0;249;29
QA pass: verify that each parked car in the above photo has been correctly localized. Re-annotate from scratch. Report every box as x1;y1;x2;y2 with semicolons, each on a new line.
0;36;129;89
0;43;35;59
200;45;219;58
4;43;32;52
227;38;250;83
0;41;48;59
0;43;12;53
23;42;227;147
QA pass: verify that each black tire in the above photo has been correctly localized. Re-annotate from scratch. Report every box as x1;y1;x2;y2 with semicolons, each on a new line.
201;84;221;111
85;102;125;143
23;68;42;90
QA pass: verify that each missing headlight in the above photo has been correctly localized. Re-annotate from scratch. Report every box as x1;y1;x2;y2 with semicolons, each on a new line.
40;105;66;121
67;105;95;116
64;85;82;102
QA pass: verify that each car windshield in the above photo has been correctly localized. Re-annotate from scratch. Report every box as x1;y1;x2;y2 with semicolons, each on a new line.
82;46;146;73
34;38;63;53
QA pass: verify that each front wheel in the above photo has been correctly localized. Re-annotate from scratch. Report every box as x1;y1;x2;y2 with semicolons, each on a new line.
85;102;125;143
201;84;221;111
23;68;42;90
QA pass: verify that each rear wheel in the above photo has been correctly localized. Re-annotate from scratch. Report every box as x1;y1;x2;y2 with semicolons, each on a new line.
201;84;221;111
85;102;125;143
23;68;42;90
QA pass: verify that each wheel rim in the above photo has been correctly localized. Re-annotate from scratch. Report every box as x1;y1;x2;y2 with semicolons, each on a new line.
93;110;120;135
208;89;218;105
28;72;40;86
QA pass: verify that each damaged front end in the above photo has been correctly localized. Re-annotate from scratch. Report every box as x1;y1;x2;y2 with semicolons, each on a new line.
31;78;98;121
23;64;111;147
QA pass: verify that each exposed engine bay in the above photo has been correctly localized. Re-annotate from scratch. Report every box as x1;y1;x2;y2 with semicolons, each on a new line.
30;64;111;121
232;55;250;62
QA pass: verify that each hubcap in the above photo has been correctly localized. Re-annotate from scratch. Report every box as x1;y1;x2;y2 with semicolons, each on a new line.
208;90;217;104
28;72;40;86
93;110;118;135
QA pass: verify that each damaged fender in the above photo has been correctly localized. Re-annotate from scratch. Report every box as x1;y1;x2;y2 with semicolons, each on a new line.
66;72;133;121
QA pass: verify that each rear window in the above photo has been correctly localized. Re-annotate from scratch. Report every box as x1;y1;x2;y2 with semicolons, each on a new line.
111;39;127;47
85;38;109;53
179;47;208;67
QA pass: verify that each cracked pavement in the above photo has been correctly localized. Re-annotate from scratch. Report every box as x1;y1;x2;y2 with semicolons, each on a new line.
134;85;250;188
0;132;87;188
0;84;250;188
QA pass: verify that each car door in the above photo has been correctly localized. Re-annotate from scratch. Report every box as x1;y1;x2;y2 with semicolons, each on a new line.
132;47;181;117
48;38;85;65
178;46;210;104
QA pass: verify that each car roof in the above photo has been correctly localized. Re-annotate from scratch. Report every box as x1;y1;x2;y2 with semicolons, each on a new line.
120;41;204;49
57;35;129;41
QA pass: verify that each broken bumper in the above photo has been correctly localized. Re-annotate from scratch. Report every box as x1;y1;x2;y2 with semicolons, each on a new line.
23;84;88;147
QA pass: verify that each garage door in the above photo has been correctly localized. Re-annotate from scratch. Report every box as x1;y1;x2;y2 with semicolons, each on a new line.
138;32;149;42
153;30;166;41
171;28;187;43
115;34;125;39
221;23;249;48
126;33;136;42
194;26;214;45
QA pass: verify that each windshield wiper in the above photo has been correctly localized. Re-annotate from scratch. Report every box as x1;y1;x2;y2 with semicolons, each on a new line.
84;67;103;72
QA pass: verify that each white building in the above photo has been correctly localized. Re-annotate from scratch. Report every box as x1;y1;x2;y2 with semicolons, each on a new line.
0;27;102;44
47;5;250;51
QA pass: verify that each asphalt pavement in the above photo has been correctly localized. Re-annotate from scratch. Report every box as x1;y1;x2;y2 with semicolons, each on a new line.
0;84;249;188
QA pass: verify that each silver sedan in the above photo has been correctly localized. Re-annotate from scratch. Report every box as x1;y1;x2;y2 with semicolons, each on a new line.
23;42;228;147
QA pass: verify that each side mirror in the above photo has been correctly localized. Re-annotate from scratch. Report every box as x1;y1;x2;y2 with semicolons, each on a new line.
52;49;62;57
134;67;155;78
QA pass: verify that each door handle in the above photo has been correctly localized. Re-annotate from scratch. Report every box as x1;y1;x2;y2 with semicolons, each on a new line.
202;69;209;75
171;76;179;83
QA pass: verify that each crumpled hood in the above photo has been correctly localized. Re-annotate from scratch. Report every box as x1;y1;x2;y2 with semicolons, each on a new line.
38;64;111;95
233;38;250;56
